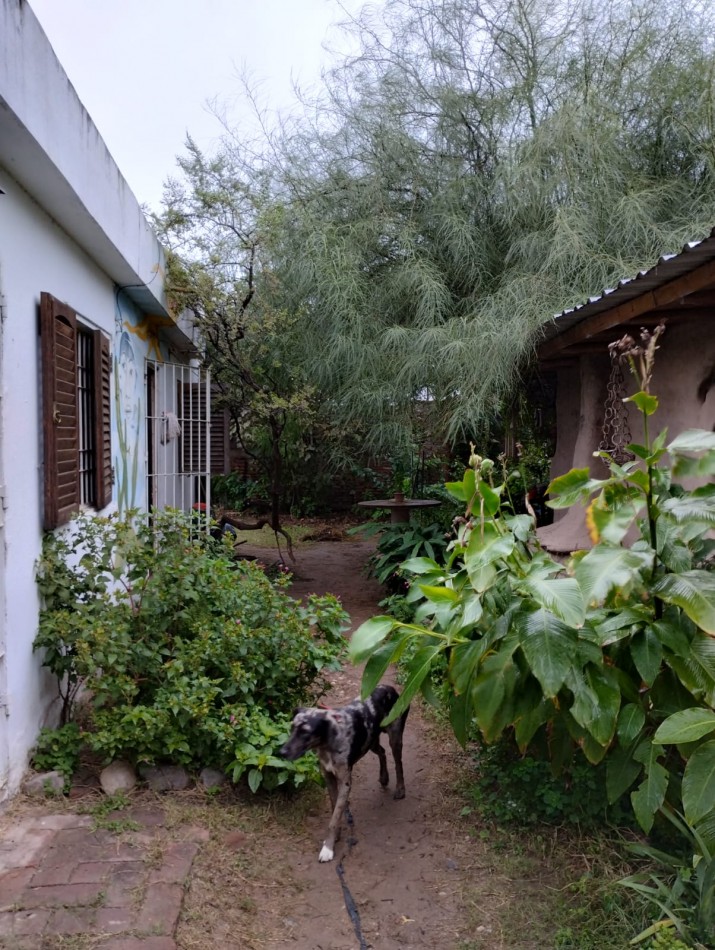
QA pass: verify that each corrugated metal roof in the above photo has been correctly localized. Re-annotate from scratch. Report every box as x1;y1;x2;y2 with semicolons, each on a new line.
539;226;715;344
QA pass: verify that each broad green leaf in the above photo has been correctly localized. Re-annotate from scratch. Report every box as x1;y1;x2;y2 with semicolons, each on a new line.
519;576;585;628
587;496;642;545
654;708;715;745
516;609;578;698
446;469;476;504
566;665;620;746
653;571;715;634
457;592;483;629
418;584;459;604
504;514;536;542
630;742;668;833
672;453;715;479
668;429;715;454
625;391;659;416
449;688;473;748
478;481;500;517
450;638;488;694
382;644;443;725
661;493;715;528
618;704;646;745
248;768;262;793
651;614;692;656
472;645;519;742
626;468;650;492
606;743;642;803
630;628;663;686
547;468;606;509
585;665;621;746
361;632;413;696
513;680;551;750
465;522;514;569
576;546;653;605
683;740;715;825
401;557;442;575
466;561;497;594
594;606;650;642
656;519;693;574
349;616;395;663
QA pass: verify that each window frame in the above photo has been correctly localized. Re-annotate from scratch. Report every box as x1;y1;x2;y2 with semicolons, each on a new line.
40;292;113;530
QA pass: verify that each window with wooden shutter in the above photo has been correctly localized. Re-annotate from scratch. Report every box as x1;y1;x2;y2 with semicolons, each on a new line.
93;331;113;508
40;292;113;530
41;292;79;529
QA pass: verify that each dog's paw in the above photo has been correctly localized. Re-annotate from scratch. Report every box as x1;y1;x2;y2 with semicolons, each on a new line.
318;843;334;862
393;787;405;800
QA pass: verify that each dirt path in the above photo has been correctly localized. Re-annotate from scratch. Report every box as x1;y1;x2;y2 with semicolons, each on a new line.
238;537;485;950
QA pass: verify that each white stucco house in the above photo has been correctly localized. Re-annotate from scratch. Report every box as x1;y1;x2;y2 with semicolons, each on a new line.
0;0;222;798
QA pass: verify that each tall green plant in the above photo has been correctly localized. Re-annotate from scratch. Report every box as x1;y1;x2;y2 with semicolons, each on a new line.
350;329;715;942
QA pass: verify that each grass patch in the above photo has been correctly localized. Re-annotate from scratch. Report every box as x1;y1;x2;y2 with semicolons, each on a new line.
166;784;324;950
456;818;650;949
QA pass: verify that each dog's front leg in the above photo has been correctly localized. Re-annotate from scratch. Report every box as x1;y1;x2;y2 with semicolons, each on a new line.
319;769;351;863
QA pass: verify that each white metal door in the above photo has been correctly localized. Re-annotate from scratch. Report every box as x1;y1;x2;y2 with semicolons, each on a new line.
145;357;211;525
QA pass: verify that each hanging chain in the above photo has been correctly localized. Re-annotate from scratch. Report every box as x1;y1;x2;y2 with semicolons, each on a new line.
599;351;634;464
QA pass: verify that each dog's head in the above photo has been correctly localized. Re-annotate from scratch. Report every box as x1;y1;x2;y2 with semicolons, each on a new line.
279;708;330;761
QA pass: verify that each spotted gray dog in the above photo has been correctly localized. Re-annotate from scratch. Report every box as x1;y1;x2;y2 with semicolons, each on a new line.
279;684;409;862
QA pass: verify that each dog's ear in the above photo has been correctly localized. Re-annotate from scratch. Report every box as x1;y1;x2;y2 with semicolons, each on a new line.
292;707;305;719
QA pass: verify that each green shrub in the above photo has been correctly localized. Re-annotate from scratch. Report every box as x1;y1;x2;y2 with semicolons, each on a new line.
470;736;633;828
31;722;83;787
363;521;450;591
35;510;348;792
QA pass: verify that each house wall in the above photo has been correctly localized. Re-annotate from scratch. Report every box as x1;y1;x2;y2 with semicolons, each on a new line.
0;172;123;795
538;321;715;552
0;0;200;799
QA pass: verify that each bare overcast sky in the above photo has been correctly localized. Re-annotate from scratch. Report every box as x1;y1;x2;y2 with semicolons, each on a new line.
29;0;365;211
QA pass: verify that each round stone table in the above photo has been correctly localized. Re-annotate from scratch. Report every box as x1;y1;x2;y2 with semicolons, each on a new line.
357;496;442;524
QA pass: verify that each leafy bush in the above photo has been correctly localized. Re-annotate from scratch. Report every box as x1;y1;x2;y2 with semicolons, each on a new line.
35;510;348;791
31;723;83;787
350;329;715;945
362;521;450;591
470;736;633;828
211;472;268;511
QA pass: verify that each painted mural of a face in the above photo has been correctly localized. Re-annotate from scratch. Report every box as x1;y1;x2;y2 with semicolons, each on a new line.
118;331;139;442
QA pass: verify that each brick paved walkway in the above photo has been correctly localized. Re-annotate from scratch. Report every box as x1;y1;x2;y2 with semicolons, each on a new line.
0;806;208;948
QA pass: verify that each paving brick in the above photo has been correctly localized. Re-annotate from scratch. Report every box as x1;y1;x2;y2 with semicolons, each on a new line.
50;905;97;934
13;907;52;935
148;841;199;885
136;881;184;934
19;881;104;909
0;867;35;909
0;827;54;872
95;905;137;933
31;863;75;887
104;864;145;908
0;912;14;936
70;860;114;884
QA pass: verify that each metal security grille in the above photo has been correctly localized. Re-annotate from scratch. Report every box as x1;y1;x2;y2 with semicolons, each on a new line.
76;328;96;506
145;358;211;529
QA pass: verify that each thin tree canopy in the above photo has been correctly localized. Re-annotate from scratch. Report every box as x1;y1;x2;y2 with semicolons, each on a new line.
162;0;715;454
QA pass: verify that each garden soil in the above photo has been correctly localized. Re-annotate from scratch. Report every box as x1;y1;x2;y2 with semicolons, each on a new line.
234;533;494;950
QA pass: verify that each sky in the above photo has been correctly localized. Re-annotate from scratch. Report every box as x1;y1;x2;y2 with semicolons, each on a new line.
29;0;366;212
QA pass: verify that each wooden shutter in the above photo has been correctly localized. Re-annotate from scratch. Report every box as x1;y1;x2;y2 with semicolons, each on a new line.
93;331;113;508
41;292;79;529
